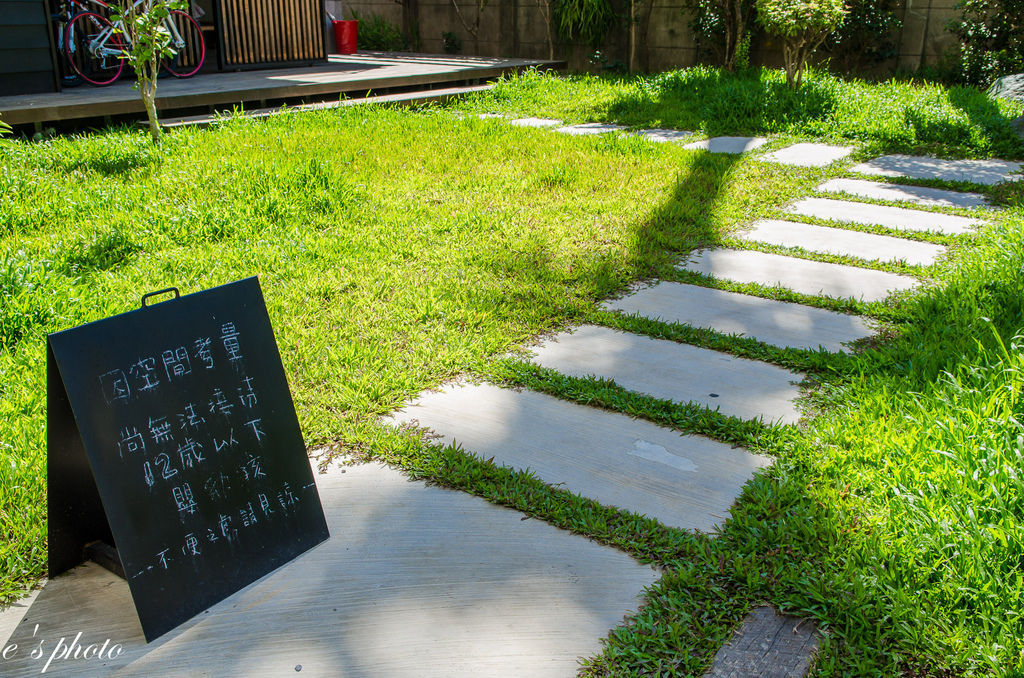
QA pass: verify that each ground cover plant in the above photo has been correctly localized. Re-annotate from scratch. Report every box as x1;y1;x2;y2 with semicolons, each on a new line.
2;69;1024;674
466;67;1024;159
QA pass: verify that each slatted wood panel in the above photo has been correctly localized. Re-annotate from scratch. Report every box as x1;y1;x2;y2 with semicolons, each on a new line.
0;0;59;96
219;0;324;67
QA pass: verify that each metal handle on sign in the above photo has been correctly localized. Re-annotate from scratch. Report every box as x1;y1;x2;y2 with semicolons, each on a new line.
141;287;181;308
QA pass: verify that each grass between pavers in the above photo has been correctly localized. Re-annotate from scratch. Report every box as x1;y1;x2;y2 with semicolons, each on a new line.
459;67;1024;161
1;69;1024;675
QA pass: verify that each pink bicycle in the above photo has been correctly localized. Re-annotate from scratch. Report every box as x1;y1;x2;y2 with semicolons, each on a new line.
63;0;205;86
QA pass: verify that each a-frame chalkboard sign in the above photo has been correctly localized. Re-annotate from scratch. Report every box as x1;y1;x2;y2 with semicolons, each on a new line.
47;277;329;642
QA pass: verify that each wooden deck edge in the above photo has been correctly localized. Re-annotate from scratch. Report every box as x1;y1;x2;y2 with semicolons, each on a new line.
156;83;495;129
1;59;565;127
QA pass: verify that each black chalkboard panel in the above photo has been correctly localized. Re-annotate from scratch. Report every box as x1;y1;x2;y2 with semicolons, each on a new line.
47;277;329;642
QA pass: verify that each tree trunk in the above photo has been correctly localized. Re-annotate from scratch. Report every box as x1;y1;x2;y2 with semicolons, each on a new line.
141;60;162;145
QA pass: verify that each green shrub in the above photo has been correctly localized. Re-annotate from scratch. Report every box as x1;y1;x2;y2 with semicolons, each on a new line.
821;0;902;73
350;10;406;51
684;0;756;71
555;0;615;47
755;0;846;87
949;0;1024;87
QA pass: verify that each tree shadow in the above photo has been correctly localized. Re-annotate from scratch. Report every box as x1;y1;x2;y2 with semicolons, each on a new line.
604;68;837;137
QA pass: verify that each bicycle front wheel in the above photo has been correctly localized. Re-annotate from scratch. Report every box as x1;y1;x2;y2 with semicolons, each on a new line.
65;12;125;86
162;10;205;78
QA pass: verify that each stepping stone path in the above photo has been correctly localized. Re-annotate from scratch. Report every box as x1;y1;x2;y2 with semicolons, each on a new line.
788;197;980;235
555;123;627;135
685;136;769;154
760;143;854;167
603;282;875;352
0;463;658;678
5;108;1004;674
850;154;1023;185
391;383;771;532
632;128;694;143
526;325;803;424
678;248;919;302
705;607;821;677
738;219;945;266
818;178;990;209
507;117;562;128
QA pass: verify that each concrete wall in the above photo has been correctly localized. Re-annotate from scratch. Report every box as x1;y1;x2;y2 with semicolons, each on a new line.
338;0;963;74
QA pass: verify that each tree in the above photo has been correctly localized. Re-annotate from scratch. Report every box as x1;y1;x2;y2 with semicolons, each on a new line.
755;0;846;88
450;0;491;54
113;0;183;145
684;0;755;71
949;0;1024;87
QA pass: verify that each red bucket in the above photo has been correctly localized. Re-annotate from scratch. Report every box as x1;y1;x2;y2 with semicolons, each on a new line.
333;20;358;55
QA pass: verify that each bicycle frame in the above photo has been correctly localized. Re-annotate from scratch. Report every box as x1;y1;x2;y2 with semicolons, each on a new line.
65;0;192;61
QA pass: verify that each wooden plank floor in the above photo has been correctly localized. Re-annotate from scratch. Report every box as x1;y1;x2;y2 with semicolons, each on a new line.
0;52;562;126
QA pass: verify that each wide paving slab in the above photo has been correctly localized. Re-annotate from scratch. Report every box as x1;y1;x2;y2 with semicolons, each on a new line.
818;178;990;209
788;197;980;235
555;123;627;135
526;325;802;424
678;249;919;302
603;282;874;352
392;383;771;532
0;462;657;678
759;143;854;167
684;136;769;154
850;154;1023;185
737;219;945;266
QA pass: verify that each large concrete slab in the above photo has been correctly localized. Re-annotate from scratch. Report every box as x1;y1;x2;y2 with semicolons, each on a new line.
704;607;820;678
0;589;40;649
527;325;802;424
555;123;627;135
392;383;771;532
851;154;1023;185
684;136;769;154
507;117;562;128
738;219;945;266
632;128;694;143
759;143;854;167
677;249;919;302
788;197;980;235
818;178;990;209
603;282;874;352
0;462;657;677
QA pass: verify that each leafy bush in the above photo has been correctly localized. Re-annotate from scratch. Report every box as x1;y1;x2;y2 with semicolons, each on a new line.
949;0;1024;87
350;10;406;51
555;0;615;47
683;0;756;71
755;0;846;87
821;0;902;72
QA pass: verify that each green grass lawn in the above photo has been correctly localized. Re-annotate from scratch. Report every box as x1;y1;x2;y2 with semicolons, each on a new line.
2;68;1024;675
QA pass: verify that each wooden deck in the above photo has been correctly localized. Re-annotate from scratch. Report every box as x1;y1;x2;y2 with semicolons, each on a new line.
0;52;563;127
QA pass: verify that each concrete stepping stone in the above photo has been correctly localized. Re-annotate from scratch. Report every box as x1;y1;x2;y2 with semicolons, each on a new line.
392;383;771;532
0;462;657;678
684;136;769;154
788;197;980;235
678;249;919;302
851;154;1023;185
603;282;874;352
507;117;562;128
759;142;854;167
632;128;694;143
527;325;802;424
704;607;820;678
738;219;945;266
555;123;627;135
477;113;505;119
818;178;990;209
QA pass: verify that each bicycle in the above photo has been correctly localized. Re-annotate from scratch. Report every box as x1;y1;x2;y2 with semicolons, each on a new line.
63;0;206;86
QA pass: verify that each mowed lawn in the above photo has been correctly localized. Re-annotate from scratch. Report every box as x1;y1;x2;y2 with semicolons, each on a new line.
3;70;1024;675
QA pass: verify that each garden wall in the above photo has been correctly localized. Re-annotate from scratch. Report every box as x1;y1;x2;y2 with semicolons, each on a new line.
339;0;963;74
